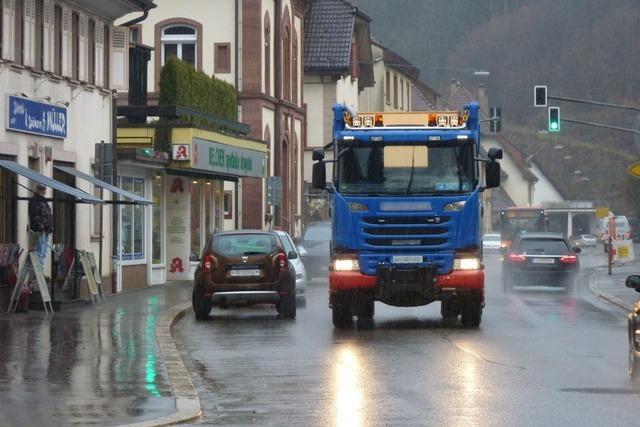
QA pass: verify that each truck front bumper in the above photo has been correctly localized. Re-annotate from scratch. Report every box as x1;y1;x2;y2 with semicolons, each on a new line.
329;269;484;291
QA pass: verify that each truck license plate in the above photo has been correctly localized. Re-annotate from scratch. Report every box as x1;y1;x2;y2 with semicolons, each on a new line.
230;269;261;277
392;255;423;264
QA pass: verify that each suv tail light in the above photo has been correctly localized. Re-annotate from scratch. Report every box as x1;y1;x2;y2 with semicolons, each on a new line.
508;254;526;263
560;255;578;264
202;254;216;272
277;252;288;272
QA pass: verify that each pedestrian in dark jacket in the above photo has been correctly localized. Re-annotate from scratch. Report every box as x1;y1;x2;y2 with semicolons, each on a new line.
28;184;53;270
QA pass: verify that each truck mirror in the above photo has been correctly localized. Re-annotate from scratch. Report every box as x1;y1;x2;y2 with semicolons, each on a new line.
312;149;325;162
487;147;503;160
485;160;501;189
312;161;326;190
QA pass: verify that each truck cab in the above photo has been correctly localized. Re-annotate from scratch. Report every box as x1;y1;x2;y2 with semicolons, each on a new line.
312;103;502;328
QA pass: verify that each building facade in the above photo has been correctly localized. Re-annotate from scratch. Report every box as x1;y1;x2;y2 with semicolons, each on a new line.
117;0;310;237
0;0;154;306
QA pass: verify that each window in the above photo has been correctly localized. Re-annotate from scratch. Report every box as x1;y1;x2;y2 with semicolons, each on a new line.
71;11;78;79
87;19;94;84
161;25;196;67
34;0;42;69
152;174;163;265
190;180;201;261
282;25;290;100
204;180;213;235
223;191;232;220
407;81;411;110
292;31;298;103
0;160;17;244
103;23;109;88
393;74;398;108
400;78;404;110
214;42;230;73
385;71;390;104
264;14;270;94
15;0;23;65
120;177;145;261
54;4;61;74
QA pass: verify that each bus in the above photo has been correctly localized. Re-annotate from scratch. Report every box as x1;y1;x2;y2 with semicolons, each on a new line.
500;207;547;250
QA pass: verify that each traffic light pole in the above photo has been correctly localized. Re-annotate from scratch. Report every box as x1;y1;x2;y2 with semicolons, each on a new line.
560;117;640;136
548;95;640;112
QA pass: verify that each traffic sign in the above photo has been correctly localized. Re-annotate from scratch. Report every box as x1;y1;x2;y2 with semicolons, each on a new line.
627;161;640;178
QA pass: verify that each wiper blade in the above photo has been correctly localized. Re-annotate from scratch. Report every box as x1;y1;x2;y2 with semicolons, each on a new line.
406;148;416;194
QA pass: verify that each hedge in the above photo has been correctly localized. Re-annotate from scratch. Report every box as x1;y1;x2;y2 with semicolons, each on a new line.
159;56;237;121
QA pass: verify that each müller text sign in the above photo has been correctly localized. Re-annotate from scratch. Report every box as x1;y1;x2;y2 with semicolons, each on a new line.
7;95;67;139
192;138;265;178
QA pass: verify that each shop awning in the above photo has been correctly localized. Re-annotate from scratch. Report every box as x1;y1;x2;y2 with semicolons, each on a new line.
165;168;239;183
0;159;104;204
54;165;153;205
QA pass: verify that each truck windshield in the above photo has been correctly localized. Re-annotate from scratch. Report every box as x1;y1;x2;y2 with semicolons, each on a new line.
337;142;474;195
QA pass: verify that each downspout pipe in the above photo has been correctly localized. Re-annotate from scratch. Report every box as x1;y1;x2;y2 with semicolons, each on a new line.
274;0;282;226
120;1;155;27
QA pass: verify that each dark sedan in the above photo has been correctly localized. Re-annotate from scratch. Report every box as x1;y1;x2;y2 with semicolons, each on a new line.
502;232;580;293
299;221;331;280
192;230;297;320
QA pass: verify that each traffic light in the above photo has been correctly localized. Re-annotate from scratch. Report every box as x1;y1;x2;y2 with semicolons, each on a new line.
548;107;560;132
489;107;502;132
534;85;547;107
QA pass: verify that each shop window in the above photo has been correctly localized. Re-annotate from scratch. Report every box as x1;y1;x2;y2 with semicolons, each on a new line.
190;180;201;261
152;174;163;265
223;191;232;220
120;176;145;261
214;42;230;73
161;24;196;67
0;162;17;244
204;180;213;235
215;182;223;232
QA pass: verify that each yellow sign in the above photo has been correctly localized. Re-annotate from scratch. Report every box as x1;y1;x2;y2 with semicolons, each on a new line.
627;161;640;178
595;207;609;219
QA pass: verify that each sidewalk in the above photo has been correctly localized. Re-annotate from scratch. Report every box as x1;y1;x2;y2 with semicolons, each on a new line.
0;282;200;427
589;259;640;312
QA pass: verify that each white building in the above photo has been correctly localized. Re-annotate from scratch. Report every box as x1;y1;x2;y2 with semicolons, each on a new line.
0;0;155;306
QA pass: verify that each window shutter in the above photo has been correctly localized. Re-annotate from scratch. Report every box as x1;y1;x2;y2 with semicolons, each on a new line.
42;0;53;71
23;0;35;66
61;6;71;76
78;13;87;81
2;0;15;61
109;25;128;90
94;21;104;86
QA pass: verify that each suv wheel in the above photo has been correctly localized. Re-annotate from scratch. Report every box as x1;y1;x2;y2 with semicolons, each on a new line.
192;288;212;321
278;283;297;319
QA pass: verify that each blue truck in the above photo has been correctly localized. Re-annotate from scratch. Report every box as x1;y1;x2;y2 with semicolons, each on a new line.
311;103;502;328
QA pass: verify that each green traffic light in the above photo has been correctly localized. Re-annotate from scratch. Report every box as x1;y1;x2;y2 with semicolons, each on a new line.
550;122;559;131
548;107;560;132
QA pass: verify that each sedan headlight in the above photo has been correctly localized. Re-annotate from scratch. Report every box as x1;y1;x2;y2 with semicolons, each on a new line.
454;257;480;270
333;258;360;271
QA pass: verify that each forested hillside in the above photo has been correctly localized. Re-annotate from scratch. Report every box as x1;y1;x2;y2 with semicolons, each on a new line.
352;0;640;215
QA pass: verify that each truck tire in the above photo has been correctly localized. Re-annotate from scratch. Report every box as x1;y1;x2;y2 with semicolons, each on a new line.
192;288;212;321
357;297;375;320
461;299;482;328
332;294;352;328
441;300;459;326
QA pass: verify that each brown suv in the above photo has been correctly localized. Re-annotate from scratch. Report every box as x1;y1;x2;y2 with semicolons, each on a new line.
192;230;297;320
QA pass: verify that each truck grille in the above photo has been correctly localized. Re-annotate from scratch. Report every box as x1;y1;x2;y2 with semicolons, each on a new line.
360;215;452;249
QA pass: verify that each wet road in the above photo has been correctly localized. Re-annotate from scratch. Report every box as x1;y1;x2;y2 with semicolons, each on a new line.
174;248;640;426
0;284;190;427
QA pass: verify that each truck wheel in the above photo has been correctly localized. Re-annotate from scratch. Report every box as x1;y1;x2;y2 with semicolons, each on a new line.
441;300;458;326
192;288;212;321
461;299;482;328
332;294;352;328
357;297;375;320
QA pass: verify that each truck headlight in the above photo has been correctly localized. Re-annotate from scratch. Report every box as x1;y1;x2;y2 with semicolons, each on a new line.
443;201;466;211
454;257;480;270
333;259;360;271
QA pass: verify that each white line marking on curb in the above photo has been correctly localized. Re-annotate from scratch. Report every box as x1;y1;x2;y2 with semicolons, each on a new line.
116;302;201;427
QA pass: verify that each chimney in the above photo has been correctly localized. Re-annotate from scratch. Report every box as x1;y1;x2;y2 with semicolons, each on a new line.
478;83;489;115
450;78;458;98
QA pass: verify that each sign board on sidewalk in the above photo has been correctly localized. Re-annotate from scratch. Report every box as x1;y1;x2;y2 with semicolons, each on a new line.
613;239;635;264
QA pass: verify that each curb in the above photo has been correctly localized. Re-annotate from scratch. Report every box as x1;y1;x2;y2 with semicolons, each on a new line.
588;270;633;312
116;302;202;427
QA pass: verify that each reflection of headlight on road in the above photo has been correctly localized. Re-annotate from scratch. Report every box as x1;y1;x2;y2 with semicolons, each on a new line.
454;258;480;270
334;259;360;271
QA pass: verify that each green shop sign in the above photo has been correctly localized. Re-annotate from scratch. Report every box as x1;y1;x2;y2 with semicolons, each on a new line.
192;138;266;178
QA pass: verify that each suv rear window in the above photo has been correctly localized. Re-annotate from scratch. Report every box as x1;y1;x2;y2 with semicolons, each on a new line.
211;234;278;256
517;238;569;255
